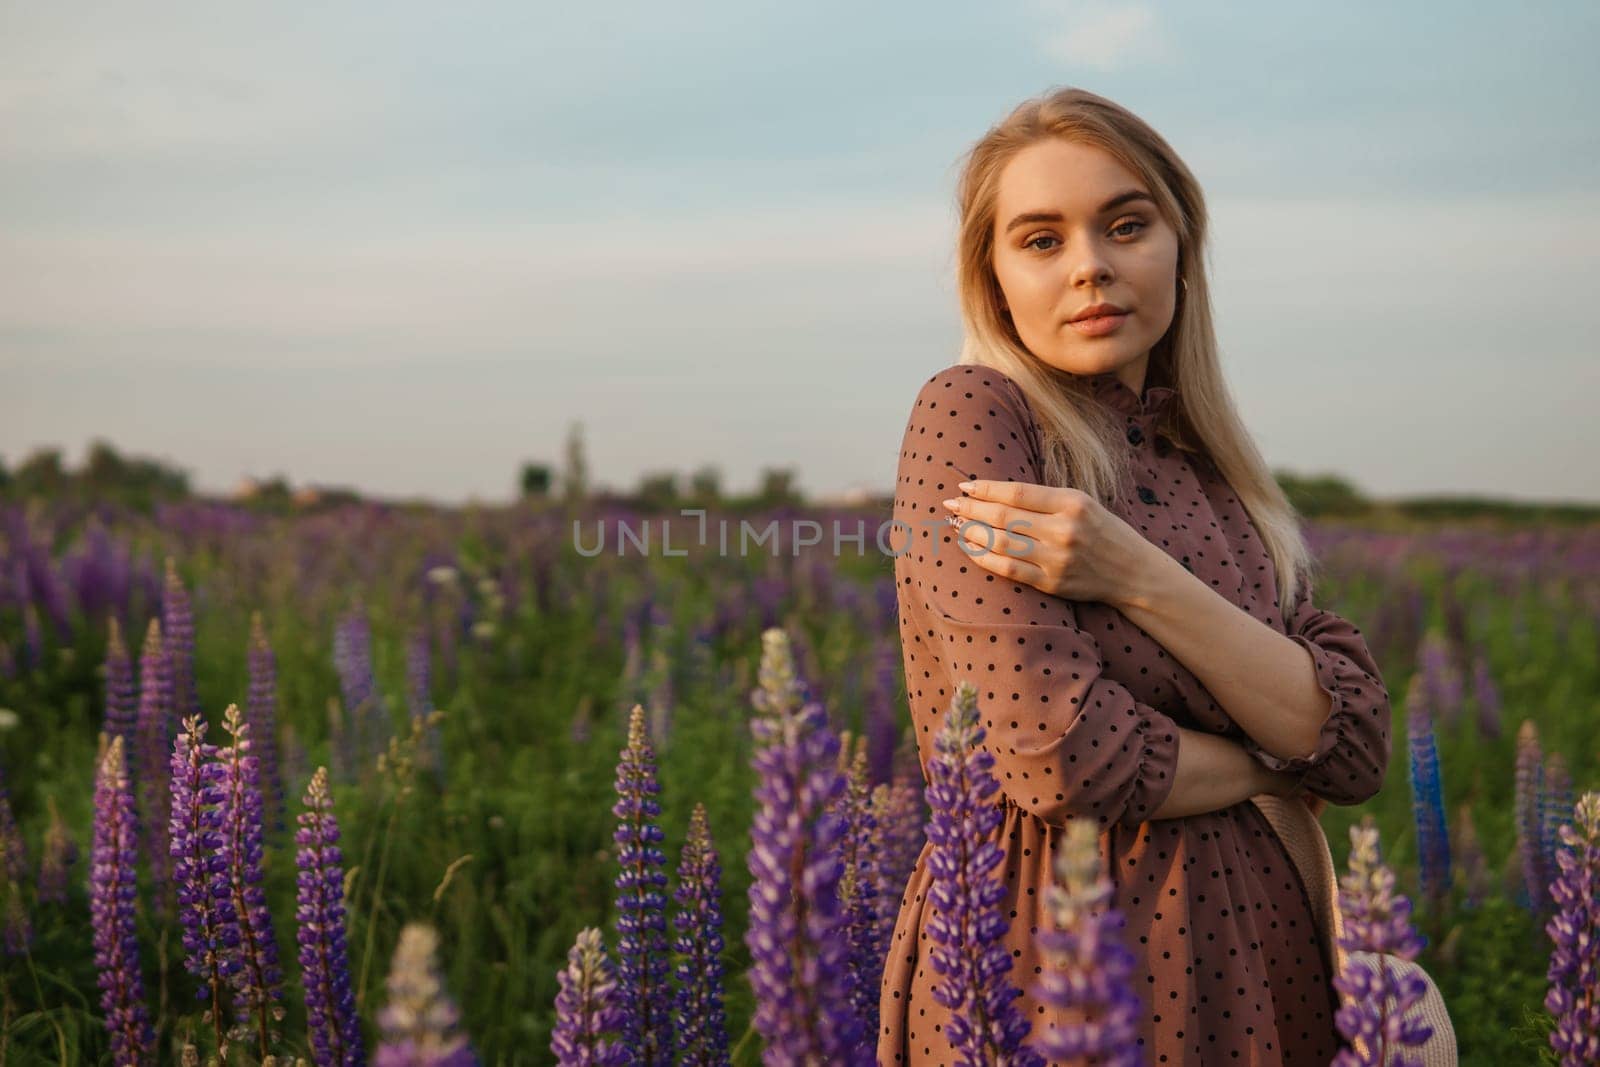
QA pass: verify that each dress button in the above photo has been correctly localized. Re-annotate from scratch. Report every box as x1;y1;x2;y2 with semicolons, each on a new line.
1126;425;1145;445
1137;485;1159;505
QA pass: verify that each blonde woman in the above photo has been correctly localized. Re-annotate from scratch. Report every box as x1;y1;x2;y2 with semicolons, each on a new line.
881;87;1392;1065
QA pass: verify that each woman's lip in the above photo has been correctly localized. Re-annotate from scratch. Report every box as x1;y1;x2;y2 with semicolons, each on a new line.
1067;311;1129;336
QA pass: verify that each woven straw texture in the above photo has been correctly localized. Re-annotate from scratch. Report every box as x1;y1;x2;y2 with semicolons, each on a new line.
1251;794;1459;1065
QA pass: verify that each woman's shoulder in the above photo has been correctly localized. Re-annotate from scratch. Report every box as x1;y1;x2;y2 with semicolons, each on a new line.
905;362;1037;428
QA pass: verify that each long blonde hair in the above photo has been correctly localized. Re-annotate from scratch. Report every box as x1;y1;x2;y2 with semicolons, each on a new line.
953;86;1313;612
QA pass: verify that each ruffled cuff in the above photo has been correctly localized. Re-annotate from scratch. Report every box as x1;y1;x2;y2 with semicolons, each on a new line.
1119;709;1181;829
1241;634;1345;792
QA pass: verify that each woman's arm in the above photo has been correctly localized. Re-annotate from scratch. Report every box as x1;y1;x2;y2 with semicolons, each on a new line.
1148;726;1296;821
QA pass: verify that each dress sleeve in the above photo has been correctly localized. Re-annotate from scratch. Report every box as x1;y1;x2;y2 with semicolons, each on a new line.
893;365;1180;831
1239;576;1392;806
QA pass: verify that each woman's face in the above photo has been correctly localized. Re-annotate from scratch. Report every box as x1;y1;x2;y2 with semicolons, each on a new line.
990;138;1181;388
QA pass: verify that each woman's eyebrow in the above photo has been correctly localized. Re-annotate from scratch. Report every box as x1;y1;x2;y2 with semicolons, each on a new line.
1003;189;1155;234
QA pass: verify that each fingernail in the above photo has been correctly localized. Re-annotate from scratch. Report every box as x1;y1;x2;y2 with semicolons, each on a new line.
941;498;959;510
957;481;974;491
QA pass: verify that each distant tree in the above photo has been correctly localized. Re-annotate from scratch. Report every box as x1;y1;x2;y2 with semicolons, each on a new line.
635;472;680;512
562;422;590;504
0;455;9;491
84;439;128;490
13;448;67;495
687;464;722;505
755;467;801;508
1276;471;1369;518
520;462;553;498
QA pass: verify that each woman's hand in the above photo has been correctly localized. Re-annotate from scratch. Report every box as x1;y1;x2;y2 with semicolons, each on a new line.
940;478;1161;607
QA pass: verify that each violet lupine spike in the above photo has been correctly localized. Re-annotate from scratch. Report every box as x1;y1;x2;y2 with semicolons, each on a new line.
671;803;730;1067
134;619;174;896
169;714;242;1058
162;557;200;722
90;735;157;1067
744;628;871;1065
1468;651;1502;741
295;766;365;1067
612;704;673;1067
246;612;287;836
219;704;286;1057
374;922;479;1067
553;927;629;1066
1540;752;1576;894
1415;631;1463;730
1515;720;1551;914
922;682;1043;1067
1032;819;1142;1067
868;779;925;966
39;795;79;906
835;736;882;1042
1543;791;1600;1066
1330;819;1434;1067
105;616;139;746
1403;687;1450;906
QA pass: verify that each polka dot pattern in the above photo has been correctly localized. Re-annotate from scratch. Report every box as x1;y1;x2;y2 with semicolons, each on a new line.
878;364;1393;1066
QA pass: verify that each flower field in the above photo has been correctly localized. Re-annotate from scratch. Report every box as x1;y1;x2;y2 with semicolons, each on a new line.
0;498;1594;1065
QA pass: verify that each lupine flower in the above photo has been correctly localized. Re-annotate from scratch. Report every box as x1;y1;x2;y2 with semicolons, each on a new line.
834;735;882;1041
406;626;444;783
104;616;139;745
1330;819;1435;1067
612;703;673;1066
374;922;479;1067
134;619;174;894
552;927;629;1066
744;628;870;1065
219;704;286;1056
923;682;1042;1067
170;714;242;1056
1451;803;1490;910
39;795;79;906
1543;791;1600;1066
1515;720;1551;914
1414;630;1464;729
1468;652;1501;741
90;735;156;1067
1032;818;1141;1067
864;636;900;787
163;557;200;722
334;606;382;780
247;613;287;835
1541;752;1576;892
1404;686;1450;906
671;802;730;1067
295;766;365;1067
868;779;925;965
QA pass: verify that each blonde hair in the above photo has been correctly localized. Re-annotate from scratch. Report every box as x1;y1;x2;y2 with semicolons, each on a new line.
952;86;1313;612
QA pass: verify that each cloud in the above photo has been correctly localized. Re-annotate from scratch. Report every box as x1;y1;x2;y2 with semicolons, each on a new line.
1033;1;1166;71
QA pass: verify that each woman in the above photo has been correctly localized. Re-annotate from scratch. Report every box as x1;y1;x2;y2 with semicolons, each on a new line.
878;87;1392;1065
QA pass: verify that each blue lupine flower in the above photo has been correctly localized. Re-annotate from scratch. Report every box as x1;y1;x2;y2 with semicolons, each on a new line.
90;736;156;1067
294;766;365;1067
1404;686;1450;905
672;803;729;1067
613;704;673;1066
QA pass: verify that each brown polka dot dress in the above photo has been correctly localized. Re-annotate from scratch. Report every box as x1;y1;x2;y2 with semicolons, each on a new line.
878;364;1393;1066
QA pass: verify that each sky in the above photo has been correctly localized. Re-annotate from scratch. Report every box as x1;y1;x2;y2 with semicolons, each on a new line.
3;1;1598;505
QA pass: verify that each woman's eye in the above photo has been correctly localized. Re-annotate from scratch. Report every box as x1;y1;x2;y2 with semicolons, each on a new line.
1024;234;1059;252
1111;218;1146;238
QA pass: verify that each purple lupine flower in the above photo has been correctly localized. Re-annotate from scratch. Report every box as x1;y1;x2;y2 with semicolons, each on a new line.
1544;790;1600;1066
104;616;139;746
864;636;900;787
246;612;287;836
1414;630;1463;730
162;557;200;722
90;735;157;1067
1032;819;1141;1067
868;779;925;966
374;922;479;1067
1330;819;1435;1067
1468;651;1501;741
218;703;286;1057
553;927;629;1066
612;703;673;1066
1515;720;1551;914
672;802;729;1067
744;628;871;1065
134;619;174;895
923;682;1042;1067
169;714;242;1057
1403;686;1450;906
1541;752;1576;893
334;606;384;780
406;625;445;785
295;766;365;1067
834;735;882;1041
39;795;79;906
1451;803;1490;910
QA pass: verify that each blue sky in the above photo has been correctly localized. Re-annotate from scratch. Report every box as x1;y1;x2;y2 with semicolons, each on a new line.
4;1;1597;504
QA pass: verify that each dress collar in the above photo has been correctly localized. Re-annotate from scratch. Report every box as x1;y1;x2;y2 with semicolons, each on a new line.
1086;370;1178;419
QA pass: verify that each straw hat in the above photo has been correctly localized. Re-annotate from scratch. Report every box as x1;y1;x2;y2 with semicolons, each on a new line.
1250;793;1458;1065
